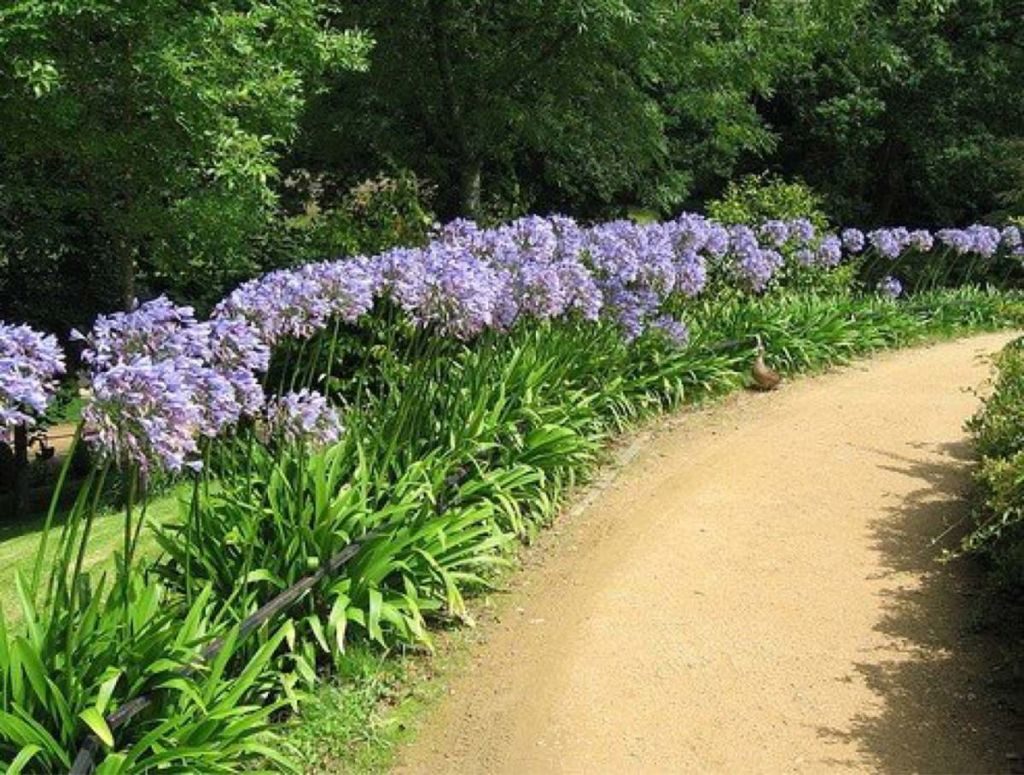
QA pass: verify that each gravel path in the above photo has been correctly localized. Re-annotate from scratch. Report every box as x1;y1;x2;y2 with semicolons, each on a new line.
395;332;1024;774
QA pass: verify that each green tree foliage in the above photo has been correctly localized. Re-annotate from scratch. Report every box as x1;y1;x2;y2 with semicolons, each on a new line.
2;0;1021;337
760;0;1024;225
297;0;837;219
0;0;371;329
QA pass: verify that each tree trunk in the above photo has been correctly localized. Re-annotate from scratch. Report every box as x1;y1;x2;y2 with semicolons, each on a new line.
459;158;483;220
117;238;136;311
12;424;29;521
428;0;480;219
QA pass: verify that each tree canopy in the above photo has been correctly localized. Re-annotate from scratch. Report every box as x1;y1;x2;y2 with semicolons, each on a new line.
1;0;1021;331
298;0;840;218
0;0;370;327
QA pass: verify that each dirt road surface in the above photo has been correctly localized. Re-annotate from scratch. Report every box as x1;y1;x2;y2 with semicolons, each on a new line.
395;333;1024;775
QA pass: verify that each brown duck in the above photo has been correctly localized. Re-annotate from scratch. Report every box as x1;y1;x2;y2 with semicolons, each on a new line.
751;334;782;391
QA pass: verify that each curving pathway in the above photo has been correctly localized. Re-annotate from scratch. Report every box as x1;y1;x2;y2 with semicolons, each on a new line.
395;333;1024;774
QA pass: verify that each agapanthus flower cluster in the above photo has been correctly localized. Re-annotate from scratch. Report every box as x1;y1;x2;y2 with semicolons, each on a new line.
78;298;271;473
377;244;506;339
727;225;784;292
74;296;207;369
204;318;271;417
0;322;65;443
810;234;843;268
907;229;934;252
670;214;729;258
579;219;709;339
868;228;911;259
788;218;817;246
214;259;378;346
11;209;1024;474
261;389;343;448
877;276;903;299
649;315;690;349
758;220;791;248
842;228;866;254
1001;225;1023;254
83;358;207;474
438;216;603;326
936;225;1002;257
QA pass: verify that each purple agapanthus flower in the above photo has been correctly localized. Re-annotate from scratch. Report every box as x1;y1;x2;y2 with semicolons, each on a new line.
907;229;934;252
815;234;844;268
262;389;343;448
788;218;817;245
670;213;729;259
728;226;783;292
73;296;207;369
877;275;903;299
602;285;662;341
758;220;790;248
455;215;604;326
868;229;906;260
582;220;682;337
936;228;973;255
78;297;269;472
203;318;269;417
1000;225;1022;251
377;244;505;338
0;322;65;443
794;248;816;267
83;357;205;474
214;258;378;346
841;228;866;254
674;249;707;298
966;224;1001;258
649;315;690;349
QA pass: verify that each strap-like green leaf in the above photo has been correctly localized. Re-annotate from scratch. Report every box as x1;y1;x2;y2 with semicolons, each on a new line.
79;707;114;748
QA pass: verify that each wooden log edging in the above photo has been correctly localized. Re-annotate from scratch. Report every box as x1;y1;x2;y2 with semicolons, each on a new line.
700;335;757;354
68;532;377;775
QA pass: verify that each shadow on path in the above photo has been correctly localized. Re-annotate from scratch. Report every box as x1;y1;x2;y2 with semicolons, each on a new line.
820;440;1024;773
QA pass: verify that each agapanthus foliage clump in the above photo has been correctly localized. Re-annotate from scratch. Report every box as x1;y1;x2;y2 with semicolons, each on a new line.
0;322;65;443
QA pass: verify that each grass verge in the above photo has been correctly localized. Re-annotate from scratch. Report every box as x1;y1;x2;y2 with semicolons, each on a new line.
0;490;180;620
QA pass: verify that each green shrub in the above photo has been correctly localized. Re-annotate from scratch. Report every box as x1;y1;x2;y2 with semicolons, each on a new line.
262;172;435;275
705;174;855;296
965;337;1024;586
707;173;830;230
0;574;295;773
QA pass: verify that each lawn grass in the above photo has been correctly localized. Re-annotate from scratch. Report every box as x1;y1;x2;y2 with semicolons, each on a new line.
0;489;182;620
288;647;414;773
287;630;483;774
